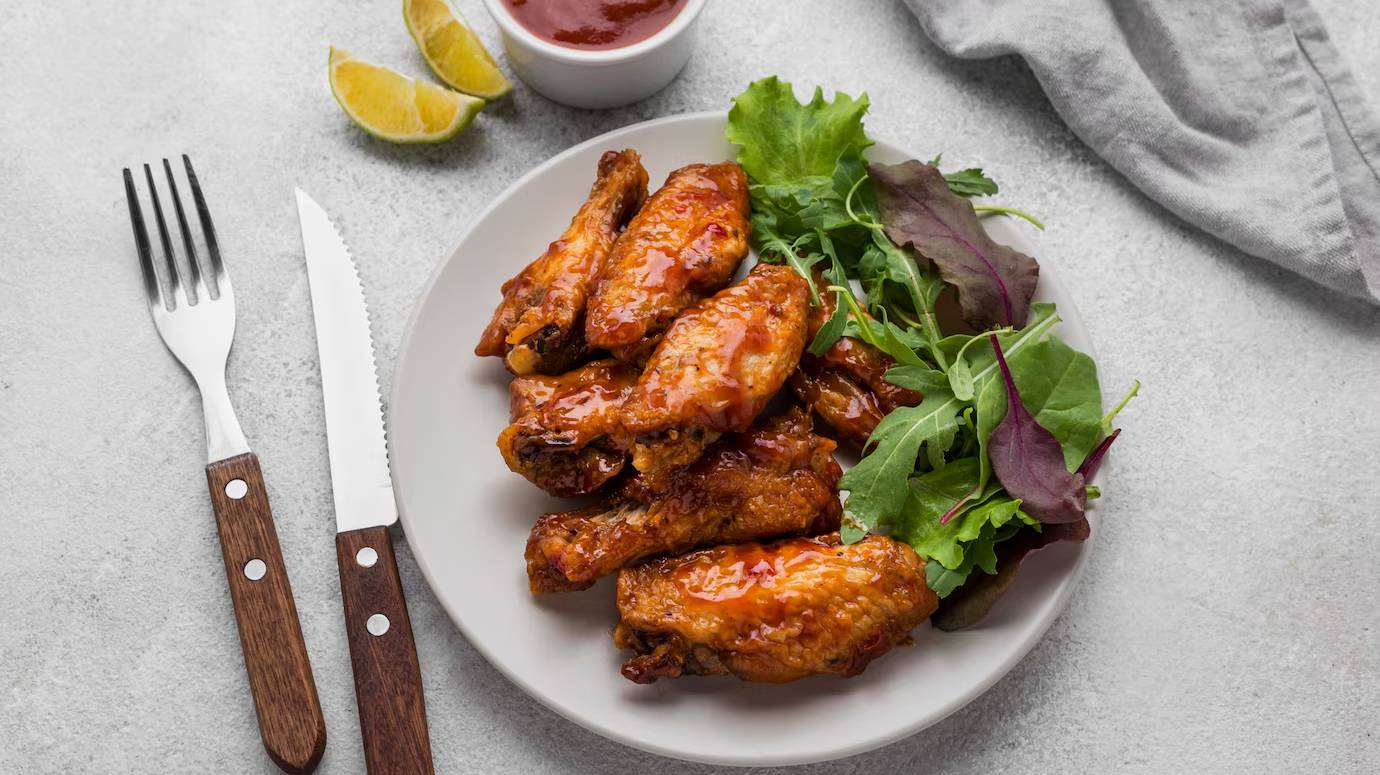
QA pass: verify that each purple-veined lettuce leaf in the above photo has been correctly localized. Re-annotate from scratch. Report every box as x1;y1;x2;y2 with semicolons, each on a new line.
869;160;1039;330
986;334;1087;524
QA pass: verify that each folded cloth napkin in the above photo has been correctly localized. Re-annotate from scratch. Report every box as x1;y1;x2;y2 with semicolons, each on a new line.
905;0;1380;303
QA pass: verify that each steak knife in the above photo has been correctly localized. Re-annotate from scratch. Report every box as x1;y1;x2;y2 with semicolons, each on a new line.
295;189;435;775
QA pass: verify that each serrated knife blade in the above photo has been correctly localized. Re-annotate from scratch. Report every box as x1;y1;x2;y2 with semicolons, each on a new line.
295;188;435;774
294;188;396;533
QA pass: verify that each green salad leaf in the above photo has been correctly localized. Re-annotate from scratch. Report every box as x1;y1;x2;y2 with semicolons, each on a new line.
841;308;1061;536
727;76;872;188
944;168;999;198
725;77;1136;621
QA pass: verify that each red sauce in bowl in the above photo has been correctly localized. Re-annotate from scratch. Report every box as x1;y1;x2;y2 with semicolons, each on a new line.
501;0;690;51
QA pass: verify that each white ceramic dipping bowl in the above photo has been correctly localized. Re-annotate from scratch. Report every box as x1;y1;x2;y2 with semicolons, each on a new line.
480;0;706;109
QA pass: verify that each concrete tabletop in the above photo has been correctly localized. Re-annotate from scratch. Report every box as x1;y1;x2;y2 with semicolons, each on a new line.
3;1;1378;772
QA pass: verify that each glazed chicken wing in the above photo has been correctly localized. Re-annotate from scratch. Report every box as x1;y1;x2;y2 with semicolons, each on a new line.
619;262;810;475
525;408;841;593
791;286;921;448
476;149;649;375
614;533;938;683
585;162;751;362
497;358;640;497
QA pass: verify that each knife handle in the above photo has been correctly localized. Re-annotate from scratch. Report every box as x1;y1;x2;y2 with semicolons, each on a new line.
335;525;434;775
206;453;327;774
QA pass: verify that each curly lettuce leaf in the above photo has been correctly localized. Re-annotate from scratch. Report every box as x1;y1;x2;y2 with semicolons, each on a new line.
726;76;872;187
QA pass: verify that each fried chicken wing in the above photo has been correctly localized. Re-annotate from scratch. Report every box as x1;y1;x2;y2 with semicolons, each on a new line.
619;263;810;474
525;408;841;593
791;286;921;448
497;359;640;497
585;162;751;362
476;149;649;375
614;533;937;684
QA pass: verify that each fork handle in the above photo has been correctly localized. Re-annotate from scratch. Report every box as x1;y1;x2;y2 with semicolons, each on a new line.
335;526;434;775
207;453;327;774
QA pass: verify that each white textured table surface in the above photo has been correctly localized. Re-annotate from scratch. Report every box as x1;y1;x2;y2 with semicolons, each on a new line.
3;1;1378;772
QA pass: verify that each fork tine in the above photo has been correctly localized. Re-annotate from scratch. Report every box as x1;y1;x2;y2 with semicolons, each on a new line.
162;158;206;301
182;155;229;296
143;163;185;308
123;168;164;310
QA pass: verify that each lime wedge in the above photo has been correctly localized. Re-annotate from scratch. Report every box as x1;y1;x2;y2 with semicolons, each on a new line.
329;47;484;143
403;0;513;100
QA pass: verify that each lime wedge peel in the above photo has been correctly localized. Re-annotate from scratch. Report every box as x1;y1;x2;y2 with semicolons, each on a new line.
403;0;513;100
329;46;484;144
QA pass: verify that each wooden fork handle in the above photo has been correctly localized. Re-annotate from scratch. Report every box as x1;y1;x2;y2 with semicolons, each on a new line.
207;453;327;774
335;525;434;775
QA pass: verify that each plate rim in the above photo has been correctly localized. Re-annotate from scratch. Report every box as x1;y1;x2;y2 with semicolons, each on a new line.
390;110;1097;767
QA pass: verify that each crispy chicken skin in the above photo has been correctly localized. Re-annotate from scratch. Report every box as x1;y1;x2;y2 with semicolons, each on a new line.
585;162;751;362
614;533;937;684
791;286;922;448
497;359;640;497
619;263;810;475
525;408;842;593
476;150;649;375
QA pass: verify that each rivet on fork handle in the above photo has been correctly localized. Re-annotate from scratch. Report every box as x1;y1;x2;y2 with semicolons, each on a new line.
208;454;327;774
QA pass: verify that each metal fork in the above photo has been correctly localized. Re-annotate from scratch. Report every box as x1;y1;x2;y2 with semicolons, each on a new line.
123;157;326;774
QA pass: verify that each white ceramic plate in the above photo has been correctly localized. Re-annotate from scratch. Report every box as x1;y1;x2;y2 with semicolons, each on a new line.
391;113;1098;767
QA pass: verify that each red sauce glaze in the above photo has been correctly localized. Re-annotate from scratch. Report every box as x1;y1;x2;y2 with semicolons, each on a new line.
677;539;833;605
585;163;748;349
634;299;774;430
511;360;640;435
502;0;689;51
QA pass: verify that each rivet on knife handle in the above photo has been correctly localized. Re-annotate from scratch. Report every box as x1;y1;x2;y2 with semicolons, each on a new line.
208;453;328;774
335;525;434;775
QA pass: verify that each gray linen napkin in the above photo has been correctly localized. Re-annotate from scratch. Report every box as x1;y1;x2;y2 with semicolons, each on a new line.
905;0;1380;303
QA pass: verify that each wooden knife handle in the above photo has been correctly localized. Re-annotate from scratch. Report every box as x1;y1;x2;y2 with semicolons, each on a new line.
336;525;434;775
207;453;327;774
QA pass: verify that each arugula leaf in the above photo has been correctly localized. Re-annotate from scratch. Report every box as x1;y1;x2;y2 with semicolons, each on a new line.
950;328;1105;522
806;233;853;355
726;76;872;187
928;153;1000;198
837;389;961;542
840;308;1062;540
1100;380;1141;435
943;329;1008;402
831;288;925;366
856;230;949;368
883;364;951;395
944;168;999;197
870;160;1040;330
986;334;1087;524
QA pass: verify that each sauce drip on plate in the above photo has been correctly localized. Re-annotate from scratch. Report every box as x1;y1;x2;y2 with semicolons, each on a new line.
502;0;689;51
